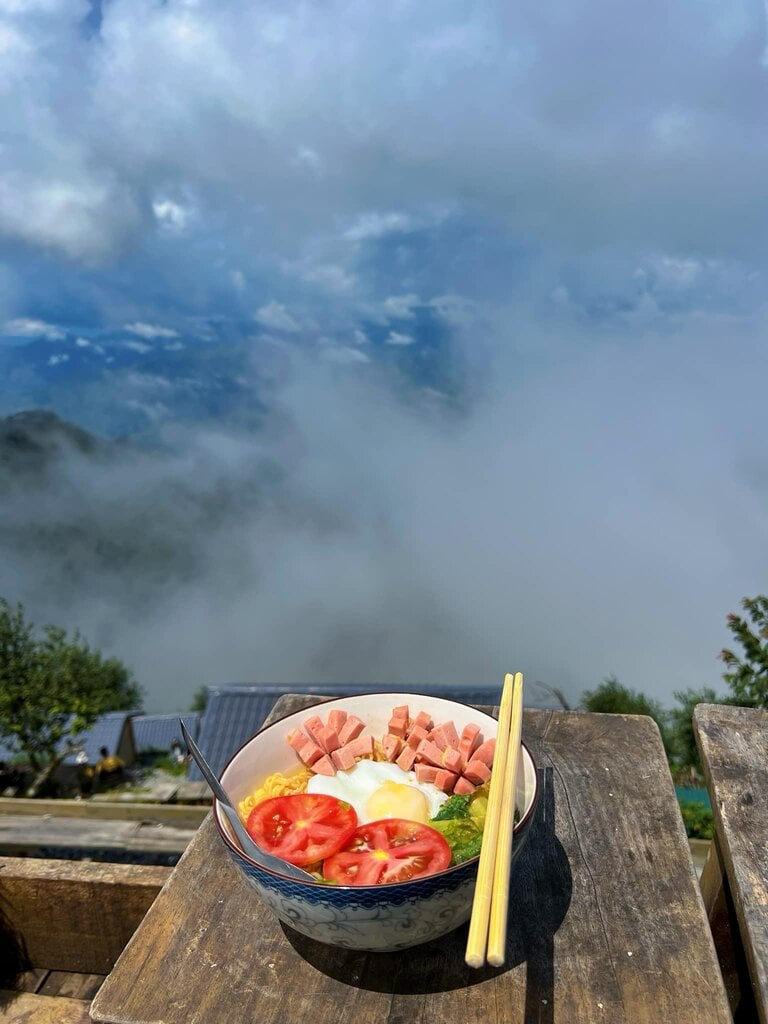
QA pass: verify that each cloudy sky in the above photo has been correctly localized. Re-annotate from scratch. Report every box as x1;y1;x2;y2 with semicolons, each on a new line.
1;0;767;712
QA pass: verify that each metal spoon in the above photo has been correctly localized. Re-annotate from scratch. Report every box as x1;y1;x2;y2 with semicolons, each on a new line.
179;719;315;882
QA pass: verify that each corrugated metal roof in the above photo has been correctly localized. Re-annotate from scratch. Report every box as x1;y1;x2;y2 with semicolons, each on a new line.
188;682;507;781
0;711;137;766
64;711;138;765
132;712;200;753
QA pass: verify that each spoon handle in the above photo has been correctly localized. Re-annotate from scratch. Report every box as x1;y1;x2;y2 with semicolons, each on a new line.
179;719;314;882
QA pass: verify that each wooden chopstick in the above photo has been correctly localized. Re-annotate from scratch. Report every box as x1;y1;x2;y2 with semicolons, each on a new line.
465;671;523;968
487;671;524;966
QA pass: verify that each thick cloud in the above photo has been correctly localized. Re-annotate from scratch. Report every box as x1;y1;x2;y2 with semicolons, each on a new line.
3;310;766;712
1;0;767;711
1;0;766;263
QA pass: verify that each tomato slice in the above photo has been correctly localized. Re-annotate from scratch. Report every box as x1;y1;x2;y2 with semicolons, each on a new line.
246;793;358;867
322;818;452;886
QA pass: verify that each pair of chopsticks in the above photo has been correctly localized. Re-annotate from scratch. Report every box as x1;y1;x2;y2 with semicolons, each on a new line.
465;671;524;969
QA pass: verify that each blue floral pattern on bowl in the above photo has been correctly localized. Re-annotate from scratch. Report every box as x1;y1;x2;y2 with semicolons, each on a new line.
224;804;536;950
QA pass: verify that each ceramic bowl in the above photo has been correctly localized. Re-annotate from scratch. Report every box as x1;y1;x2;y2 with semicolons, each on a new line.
213;692;539;952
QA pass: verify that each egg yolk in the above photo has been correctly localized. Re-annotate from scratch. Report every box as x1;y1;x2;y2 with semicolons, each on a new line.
364;781;429;823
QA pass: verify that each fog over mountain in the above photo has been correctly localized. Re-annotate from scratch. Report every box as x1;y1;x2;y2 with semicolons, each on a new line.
1;1;768;710
2;309;765;714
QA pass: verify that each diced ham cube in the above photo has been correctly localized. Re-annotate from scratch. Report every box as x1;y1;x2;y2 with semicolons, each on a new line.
428;728;447;751
298;739;324;767
414;763;439;785
415;764;457;792
382;735;403;762
434;769;458;793
331;734;374;770
396;745;417;772
463;758;492;785
287;728;309;753
347;734;374;758
405;725;430;749
331;745;357;771
458;723;482;764
388;716;409;739
440;747;464;774
433;721;460;749
410;710;433;732
338;715;365;745
327;709;347;732
317;724;341;753
454;776;477;796
416;738;447;768
311;754;336;776
303;715;325;747
473;738;496;767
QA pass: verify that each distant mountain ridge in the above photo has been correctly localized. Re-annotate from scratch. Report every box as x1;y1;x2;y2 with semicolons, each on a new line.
0;405;274;611
0;409;109;479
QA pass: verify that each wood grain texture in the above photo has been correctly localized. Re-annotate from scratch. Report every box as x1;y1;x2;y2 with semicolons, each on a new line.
0;990;92;1024
0;812;198;856
10;969;106;1000
0;857;171;974
91;697;731;1024
37;971;105;1000
695;702;768;1024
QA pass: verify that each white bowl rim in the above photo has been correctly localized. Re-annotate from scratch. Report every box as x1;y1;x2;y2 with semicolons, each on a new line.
212;690;540;887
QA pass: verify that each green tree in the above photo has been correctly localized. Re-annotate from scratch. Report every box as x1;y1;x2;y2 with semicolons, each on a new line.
0;599;142;795
667;687;720;774
719;595;768;709
581;674;672;755
190;685;209;713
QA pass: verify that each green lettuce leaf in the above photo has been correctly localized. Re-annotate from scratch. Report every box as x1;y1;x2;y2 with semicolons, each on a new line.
431;793;471;821
430;818;483;865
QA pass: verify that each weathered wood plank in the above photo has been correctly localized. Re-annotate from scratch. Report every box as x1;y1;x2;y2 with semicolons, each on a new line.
0;857;170;974
91;697;731;1024
695;702;768;1024
699;836;758;1021
13;969;49;994
38;971;105;999
0;798;209;827
0;812;198;856
0;990;92;1024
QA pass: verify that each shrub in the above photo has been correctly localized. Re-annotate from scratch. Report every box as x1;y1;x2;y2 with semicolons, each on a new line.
677;799;714;840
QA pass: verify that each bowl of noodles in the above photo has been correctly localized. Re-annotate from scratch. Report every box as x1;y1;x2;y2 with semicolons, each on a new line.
214;692;538;951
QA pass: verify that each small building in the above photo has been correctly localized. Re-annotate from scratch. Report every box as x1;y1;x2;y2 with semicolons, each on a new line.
0;711;139;769
64;711;139;767
132;712;200;756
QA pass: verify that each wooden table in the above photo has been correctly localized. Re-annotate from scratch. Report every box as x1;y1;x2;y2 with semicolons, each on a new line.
91;697;731;1024
695;702;768;1023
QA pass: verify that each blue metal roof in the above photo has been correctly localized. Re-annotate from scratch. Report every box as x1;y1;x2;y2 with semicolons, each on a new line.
132;712;200;753
64;711;137;765
0;711;137;766
188;682;507;781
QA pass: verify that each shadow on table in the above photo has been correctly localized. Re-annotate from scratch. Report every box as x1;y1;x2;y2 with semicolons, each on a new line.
283;766;570;1010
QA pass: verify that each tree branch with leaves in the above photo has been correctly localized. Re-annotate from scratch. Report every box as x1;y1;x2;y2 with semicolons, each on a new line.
0;599;142;795
719;595;768;709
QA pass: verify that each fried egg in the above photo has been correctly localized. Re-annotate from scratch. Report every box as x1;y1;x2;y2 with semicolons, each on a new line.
306;759;449;824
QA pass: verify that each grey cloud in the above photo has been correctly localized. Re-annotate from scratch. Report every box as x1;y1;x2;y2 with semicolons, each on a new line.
2;0;767;263
0;0;766;716
2;314;763;713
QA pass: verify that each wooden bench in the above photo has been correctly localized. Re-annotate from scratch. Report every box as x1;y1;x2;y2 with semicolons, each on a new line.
695;702;768;1023
0;858;170;1023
